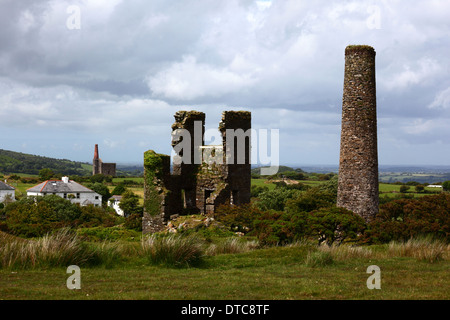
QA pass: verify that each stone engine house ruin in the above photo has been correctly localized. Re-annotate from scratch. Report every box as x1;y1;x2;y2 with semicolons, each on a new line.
337;45;379;222
142;110;251;234
92;144;117;176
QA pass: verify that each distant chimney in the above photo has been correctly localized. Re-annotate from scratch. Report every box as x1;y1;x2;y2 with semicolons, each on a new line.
62;176;69;183
94;144;99;160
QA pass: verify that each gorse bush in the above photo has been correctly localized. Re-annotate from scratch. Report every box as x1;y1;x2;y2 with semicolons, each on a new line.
256;188;300;211
363;193;450;243
215;202;365;246
3;195;119;237
285;187;336;213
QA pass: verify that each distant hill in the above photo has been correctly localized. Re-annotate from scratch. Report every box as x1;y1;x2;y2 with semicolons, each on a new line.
251;165;305;176
0;149;92;176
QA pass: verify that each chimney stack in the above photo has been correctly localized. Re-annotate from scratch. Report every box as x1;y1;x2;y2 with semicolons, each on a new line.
337;45;379;223
94;144;99;160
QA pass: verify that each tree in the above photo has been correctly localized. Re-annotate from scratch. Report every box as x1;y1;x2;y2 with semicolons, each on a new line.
250;185;269;198
415;185;425;193
90;174;106;183
112;183;127;195
285;187;336;214
442;181;450;191
256;188;300;211
399;185;410;193
119;190;142;217
4;195;82;237
88;183;111;205
39;168;55;181
308;206;366;246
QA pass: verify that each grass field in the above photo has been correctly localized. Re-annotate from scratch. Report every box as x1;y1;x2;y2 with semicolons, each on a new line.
1;241;448;300
1;176;448;301
11;179;442;200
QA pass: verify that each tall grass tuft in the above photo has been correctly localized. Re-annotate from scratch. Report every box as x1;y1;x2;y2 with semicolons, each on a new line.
0;229;94;269
141;234;204;268
318;243;373;261
0;229;124;269
205;238;259;256
388;237;449;263
305;250;334;267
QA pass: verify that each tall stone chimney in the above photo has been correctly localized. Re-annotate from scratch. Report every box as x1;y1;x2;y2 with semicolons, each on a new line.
337;45;379;222
94;144;99;160
93;144;101;175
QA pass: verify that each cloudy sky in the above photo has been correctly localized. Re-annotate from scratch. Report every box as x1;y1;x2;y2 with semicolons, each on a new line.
0;0;449;167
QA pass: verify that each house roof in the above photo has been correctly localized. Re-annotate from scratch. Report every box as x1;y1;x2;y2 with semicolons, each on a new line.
27;179;96;194
0;181;15;191
110;195;122;201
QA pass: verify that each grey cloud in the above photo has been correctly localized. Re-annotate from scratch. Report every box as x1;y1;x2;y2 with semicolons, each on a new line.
0;0;449;165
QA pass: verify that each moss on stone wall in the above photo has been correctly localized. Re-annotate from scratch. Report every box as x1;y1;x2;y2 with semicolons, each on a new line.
143;150;170;217
345;45;376;55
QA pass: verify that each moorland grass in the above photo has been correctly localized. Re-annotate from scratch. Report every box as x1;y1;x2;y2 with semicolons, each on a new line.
0;232;449;299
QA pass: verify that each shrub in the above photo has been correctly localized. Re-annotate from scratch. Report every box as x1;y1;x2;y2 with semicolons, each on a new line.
256;188;300;211
4;196;119;238
442;181;450;191
250;185;269;198
214;203;263;234
399;185;410;193
119;190;143;216
285;187;336;213
112;184;127;195
76;226;140;242
274;181;310;191
78;205;118;228
415;185;425;193
308;206;366;246
363;194;450;243
124;213;143;231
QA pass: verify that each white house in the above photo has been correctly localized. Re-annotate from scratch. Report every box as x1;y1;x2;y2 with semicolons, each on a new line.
427;185;442;188
0;180;15;204
107;195;124;216
27;176;102;207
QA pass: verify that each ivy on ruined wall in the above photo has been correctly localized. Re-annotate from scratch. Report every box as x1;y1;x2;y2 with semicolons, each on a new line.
143;150;170;216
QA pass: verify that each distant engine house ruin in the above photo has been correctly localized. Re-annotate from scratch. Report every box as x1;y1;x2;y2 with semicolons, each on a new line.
142;110;251;234
92;144;116;176
337;45;379;222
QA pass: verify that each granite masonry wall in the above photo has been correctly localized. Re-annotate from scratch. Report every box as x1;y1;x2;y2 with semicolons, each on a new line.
142;110;251;233
92;144;116;176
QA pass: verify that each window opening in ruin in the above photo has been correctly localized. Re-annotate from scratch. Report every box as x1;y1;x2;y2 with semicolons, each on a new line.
231;190;239;205
181;189;186;209
204;189;214;213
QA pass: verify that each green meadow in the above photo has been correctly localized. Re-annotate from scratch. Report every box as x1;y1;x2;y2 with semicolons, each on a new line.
1;237;448;300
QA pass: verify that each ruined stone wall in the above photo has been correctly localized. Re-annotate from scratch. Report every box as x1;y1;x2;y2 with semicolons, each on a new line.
92;144;116;176
337;45;379;222
171;111;205;214
101;163;116;176
220;111;252;206
143;110;252;233
142;150;171;233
